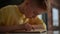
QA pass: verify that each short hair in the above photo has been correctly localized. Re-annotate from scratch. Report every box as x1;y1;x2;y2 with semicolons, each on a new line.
28;0;47;10
34;0;47;10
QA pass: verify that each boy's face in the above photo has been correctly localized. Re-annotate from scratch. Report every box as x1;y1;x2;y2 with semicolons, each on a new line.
25;8;46;18
23;0;47;18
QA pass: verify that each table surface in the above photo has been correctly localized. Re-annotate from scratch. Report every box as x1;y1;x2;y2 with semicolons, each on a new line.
13;30;60;34
0;31;60;34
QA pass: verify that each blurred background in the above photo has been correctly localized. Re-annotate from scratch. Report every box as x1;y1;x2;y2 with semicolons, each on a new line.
0;0;60;34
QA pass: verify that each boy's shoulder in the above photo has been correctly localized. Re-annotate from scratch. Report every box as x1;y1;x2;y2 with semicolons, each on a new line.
0;5;17;10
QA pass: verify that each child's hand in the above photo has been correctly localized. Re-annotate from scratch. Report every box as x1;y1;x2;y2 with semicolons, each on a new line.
23;23;33;31
32;25;44;30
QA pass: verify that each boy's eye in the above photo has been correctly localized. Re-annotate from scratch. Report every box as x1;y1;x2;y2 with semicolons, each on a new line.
33;11;36;15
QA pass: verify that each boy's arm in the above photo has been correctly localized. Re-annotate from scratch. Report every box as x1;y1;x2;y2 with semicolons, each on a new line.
28;17;47;32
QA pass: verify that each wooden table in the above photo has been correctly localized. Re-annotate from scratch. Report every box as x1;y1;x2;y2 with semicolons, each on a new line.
10;30;60;34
